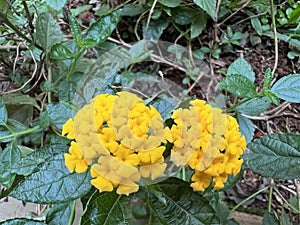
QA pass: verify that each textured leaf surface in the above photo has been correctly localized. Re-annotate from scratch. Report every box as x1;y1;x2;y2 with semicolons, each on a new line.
262;212;280;225
227;57;255;82
149;178;219;225
46;201;74;225
236;97;271;116
0;219;46;225
2;93;39;109
193;0;216;20
0;144;21;188
35;13;63;53
245;133;300;179
85;11;120;46
270;74;300;103
218;75;257;98
191;12;207;39
81;191;131;225
10;153;91;204
237;114;254;143
11;144;69;176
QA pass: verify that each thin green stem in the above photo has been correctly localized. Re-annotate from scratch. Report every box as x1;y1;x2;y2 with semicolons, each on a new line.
268;178;274;212
230;186;269;213
273;186;299;213
0;11;42;50
270;0;278;75
182;166;186;181
46;54;52;103
67;200;77;225
66;50;84;80
0;126;41;142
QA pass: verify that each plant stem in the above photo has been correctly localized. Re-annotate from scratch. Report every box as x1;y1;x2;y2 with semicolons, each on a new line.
230;186;269;213
0;126;41;142
270;0;278;75
68;200;77;225
46;54;52;103
0;11;42;50
268;178;274;212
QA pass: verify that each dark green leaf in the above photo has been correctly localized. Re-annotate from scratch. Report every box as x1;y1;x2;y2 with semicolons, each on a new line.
227;57;255;82
11;144;69;176
191;12;207;39
251;17;262;35
0;97;7;125
151;97;177;120
143;19;169;40
80;191;131;225
0;219;47;225
263;68;272;91
35;13;63;53
39;101;74;129
149;178;219;225
85;11;120;46
71;5;92;17
158;0;181;7
2;93;39;109
45;0;67;11
262;212;279;225
10;153;91;204
218;75;257;98
237;114;254;143
69;15;82;47
173;7;196;25
46;201;74;225
120;4;146;17
0;144;21;188
193;0;216;20
270;74;300;103
51;43;76;60
289;5;300;24
245;133;300;179
236;97;271;116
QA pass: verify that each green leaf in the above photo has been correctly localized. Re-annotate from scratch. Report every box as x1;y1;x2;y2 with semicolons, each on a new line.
0;219;47;225
71;5;92;17
46;201;74;225
173;7;196;25
237;114;254;143
143;19;169;40
262;212;279;225
69;15;82;47
2;93;39;109
45;0;67;11
151;97;177;120
80;191;131;225
227;57;255;82
39;101;74;129
251;17;262;35
236;97;271;116
85;11;120;46
121;4;146;17
149;178;219;225
158;0;181;7
10;153;91;204
0;144;21;188
263;68;272;91
218;75;257;98
245;133;300;179
11;144;69;176
270;74;300;103
35;13;63;53
191;12;207;39
289;5;300;24
193;0;216;20
51;43;77;60
0;96;7;125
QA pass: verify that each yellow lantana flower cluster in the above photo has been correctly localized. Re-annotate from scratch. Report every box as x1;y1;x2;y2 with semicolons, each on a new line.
166;100;246;191
62;92;167;195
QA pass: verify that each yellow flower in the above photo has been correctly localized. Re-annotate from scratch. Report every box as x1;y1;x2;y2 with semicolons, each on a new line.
168;99;246;192
62;91;168;195
62;118;75;139
64;141;88;173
